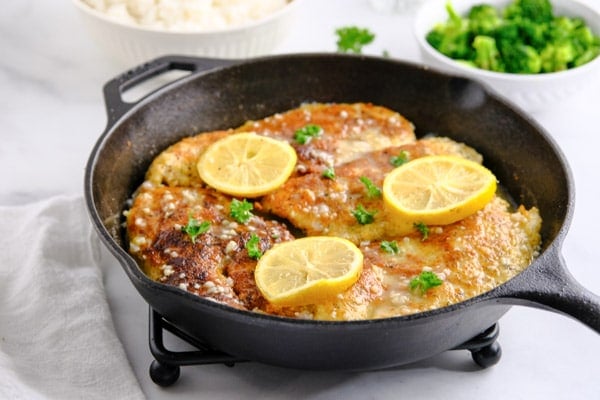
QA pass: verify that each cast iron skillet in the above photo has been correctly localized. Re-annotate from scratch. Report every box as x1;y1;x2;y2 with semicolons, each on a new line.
85;54;600;371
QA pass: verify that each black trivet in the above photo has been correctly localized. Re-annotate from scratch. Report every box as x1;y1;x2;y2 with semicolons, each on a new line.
148;308;502;387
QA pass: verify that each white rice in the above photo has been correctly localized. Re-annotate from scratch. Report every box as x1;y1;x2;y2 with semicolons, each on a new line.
81;0;289;31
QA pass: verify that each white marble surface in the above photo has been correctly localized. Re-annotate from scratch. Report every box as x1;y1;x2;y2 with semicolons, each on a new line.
2;0;600;398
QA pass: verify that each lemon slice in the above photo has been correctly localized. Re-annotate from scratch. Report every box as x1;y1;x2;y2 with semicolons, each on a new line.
255;237;364;307
197;132;297;198
383;155;497;233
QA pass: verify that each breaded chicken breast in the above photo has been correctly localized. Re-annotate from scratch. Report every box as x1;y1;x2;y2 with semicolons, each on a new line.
126;183;295;310
237;102;416;167
126;103;542;320
145;103;416;187
261;137;484;243
267;197;540;321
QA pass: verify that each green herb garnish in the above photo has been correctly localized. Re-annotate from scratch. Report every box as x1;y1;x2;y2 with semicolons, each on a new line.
409;271;443;294
359;176;382;198
181;215;211;243
380;240;400;254
352;204;377;225
230;199;254;224
245;233;263;260
414;222;430;240
390;151;410;167
322;167;336;180
335;26;376;54
294;124;322;145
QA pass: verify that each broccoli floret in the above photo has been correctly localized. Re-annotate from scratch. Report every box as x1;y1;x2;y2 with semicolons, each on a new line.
571;24;597;52
504;0;553;23
547;16;579;42
426;28;473;60
540;41;577;72
543;17;600;69
426;3;473;60
494;21;522;47
518;18;549;50
500;42;542;73
468;5;502;36
472;35;504;71
574;47;600;67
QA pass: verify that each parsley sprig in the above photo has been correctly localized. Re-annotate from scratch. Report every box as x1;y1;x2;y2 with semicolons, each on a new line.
414;222;430;240
181;215;211;243
245;233;263;259
322;167;336;180
230;199;254;224
380;240;400;254
409;271;443;294
359;176;382;198
352;204;377;225
390;151;410;167
335;26;375;54
294;124;322;145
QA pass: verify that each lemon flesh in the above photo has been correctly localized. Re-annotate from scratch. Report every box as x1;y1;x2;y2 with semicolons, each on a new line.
255;237;364;307
197;132;297;198
383;155;497;234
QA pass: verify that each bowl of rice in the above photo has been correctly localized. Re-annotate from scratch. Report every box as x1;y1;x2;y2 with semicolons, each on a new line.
73;0;302;66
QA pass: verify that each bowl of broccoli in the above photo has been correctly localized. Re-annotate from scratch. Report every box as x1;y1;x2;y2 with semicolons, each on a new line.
414;0;600;112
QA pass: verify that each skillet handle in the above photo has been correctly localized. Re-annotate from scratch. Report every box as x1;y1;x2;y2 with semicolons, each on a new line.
102;55;237;126
496;250;600;333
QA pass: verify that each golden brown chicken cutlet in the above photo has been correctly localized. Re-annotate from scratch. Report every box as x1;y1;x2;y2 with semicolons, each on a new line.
237;102;416;166
126;183;294;310
145;130;231;187
297;196;541;320
126;102;542;320
261;136;485;243
145;103;416;187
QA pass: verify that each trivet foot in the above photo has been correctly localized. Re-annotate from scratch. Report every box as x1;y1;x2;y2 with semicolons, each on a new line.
148;308;244;386
453;323;502;369
470;341;502;368
149;360;180;387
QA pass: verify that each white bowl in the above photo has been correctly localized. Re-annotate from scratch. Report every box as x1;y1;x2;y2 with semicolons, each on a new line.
369;0;427;13
72;0;302;67
414;0;600;112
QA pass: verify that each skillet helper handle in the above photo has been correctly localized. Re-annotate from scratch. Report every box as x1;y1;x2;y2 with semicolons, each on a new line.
102;55;236;125
498;250;600;334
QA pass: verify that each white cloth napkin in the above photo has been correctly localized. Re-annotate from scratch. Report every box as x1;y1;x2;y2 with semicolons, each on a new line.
0;196;144;400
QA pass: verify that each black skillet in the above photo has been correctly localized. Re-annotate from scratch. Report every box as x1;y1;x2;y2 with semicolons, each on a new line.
85;54;600;371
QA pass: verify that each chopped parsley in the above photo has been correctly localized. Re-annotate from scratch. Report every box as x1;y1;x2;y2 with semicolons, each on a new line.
380;240;399;254
230;199;254;224
335;26;375;54
390;151;410;167
409;271;443;294
294;124;322;144
414;222;430;240
352;204;377;225
359;176;382;198
181;215;210;243
322;167;336;180
245;233;263;260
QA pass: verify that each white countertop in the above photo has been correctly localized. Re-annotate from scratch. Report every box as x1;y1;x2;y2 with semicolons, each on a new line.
2;0;599;398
